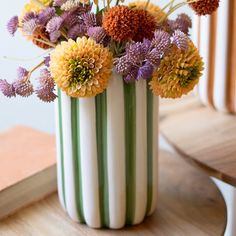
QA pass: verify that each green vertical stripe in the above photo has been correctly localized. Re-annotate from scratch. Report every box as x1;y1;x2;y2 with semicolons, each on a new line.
95;91;110;227
124;82;136;225
57;88;66;208
146;81;153;215
71;98;85;223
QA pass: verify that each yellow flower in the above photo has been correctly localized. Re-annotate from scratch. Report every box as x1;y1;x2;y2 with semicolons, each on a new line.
50;37;113;97
149;41;204;99
129;1;166;23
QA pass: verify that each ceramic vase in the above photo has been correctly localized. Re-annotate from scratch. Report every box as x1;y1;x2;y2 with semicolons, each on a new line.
193;1;236;113
55;74;159;229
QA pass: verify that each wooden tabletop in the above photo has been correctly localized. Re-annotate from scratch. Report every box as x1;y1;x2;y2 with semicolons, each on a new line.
160;95;236;187
0;151;226;236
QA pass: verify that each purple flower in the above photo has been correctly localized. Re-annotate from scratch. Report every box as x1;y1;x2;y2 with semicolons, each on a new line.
0;79;16;97
61;11;81;27
44;56;51;67
7;16;19;36
137;62;154;80
126;42;146;65
151;30;171;53
38;7;56;25
22;19;38;35
67;24;86;39
172;30;188;51
46;16;63;33
22;12;37;23
53;0;67;6
114;56;132;75
13;80;34;97
124;67;139;83
175;14;192;35
17;67;29;80
146;48;161;66
35;69;57;102
87;26;106;43
50;30;61;42
81;12;101;29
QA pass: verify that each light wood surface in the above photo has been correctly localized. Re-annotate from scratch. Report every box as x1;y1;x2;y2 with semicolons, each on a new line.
0;151;226;236
160;96;236;187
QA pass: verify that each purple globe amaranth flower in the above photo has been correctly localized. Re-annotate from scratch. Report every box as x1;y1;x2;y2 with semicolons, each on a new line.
0;79;16;97
81;12;98;29
124;67;139;83
61;11;81;28
146;48;161;66
7;16;19;36
50;30;61;42
125;42;146;65
53;0;67;6
137;62;154;80
38;7;56;25
87;26;106;43
44;56;51;67
175;13;192;35
22;19;38;35
114;56;132;75
151;30;171;53
68;24;86;39
22;12;37;23
13;79;34;97
35;68;57;102
17;67;29;80
46;16;63;33
172;30;188;51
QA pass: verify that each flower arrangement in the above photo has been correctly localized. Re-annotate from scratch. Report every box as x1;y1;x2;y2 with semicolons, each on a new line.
1;0;219;102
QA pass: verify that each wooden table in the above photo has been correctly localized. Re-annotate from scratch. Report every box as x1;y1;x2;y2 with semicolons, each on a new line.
160;96;236;236
0;151;226;236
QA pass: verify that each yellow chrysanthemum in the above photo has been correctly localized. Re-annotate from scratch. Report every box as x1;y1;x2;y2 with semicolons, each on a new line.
50;37;113;97
129;1;166;23
150;41;204;99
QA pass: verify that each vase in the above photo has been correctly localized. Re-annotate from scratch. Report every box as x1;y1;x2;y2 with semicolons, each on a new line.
193;1;236;113
54;73;159;229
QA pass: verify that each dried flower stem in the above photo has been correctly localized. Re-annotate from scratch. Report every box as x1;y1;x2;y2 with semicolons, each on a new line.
60;29;69;40
33;38;56;48
27;60;45;80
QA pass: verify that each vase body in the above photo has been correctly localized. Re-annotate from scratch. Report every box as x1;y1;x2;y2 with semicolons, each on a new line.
193;1;236;113
55;74;159;229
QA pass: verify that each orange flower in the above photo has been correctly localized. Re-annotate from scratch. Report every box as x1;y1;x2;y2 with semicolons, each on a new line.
103;6;139;42
188;0;219;16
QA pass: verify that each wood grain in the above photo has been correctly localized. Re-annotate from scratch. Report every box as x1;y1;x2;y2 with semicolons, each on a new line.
160;96;236;187
0;151;226;236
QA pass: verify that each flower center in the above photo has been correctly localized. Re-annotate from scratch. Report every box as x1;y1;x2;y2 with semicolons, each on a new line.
179;66;199;87
69;58;94;86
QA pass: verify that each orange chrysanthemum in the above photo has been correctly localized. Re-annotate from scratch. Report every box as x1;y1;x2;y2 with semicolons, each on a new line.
133;9;157;42
188;0;219;15
103;6;139;42
150;41;204;98
129;1;166;23
50;37;113;97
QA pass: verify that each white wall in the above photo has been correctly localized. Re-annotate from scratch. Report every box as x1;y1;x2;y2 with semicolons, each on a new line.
0;0;193;134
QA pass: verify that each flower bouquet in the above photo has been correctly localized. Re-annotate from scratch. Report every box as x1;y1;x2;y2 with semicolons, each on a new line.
1;0;219;229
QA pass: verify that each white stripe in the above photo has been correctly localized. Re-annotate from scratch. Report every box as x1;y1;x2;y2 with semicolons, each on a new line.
79;97;101;228
148;96;159;215
198;16;211;106
133;80;147;224
213;1;230;112
55;92;65;210
107;74;126;229
60;92;79;221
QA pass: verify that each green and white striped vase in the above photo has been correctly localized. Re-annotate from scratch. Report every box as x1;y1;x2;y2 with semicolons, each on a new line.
55;73;159;229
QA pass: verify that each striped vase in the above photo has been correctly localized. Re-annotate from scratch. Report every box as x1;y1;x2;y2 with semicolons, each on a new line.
193;1;236;113
55;74;159;229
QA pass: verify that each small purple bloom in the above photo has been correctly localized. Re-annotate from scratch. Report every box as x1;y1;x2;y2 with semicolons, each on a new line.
87;26;106;43
46;16;63;33
22;19;38;35
22;12;37;23
7;16;19;36
0;79;16;97
146;48;161;66
50;30;61;42
13;80;34;97
67;24;86;39
44;56;51;67
126;42;146;65
17;67;29;80
36;89;57;102
38;7;56;25
137;62;154;80
81;12;99;29
114;56;132;75
124;67;139;83
175;14;192;35
172;30;188;51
